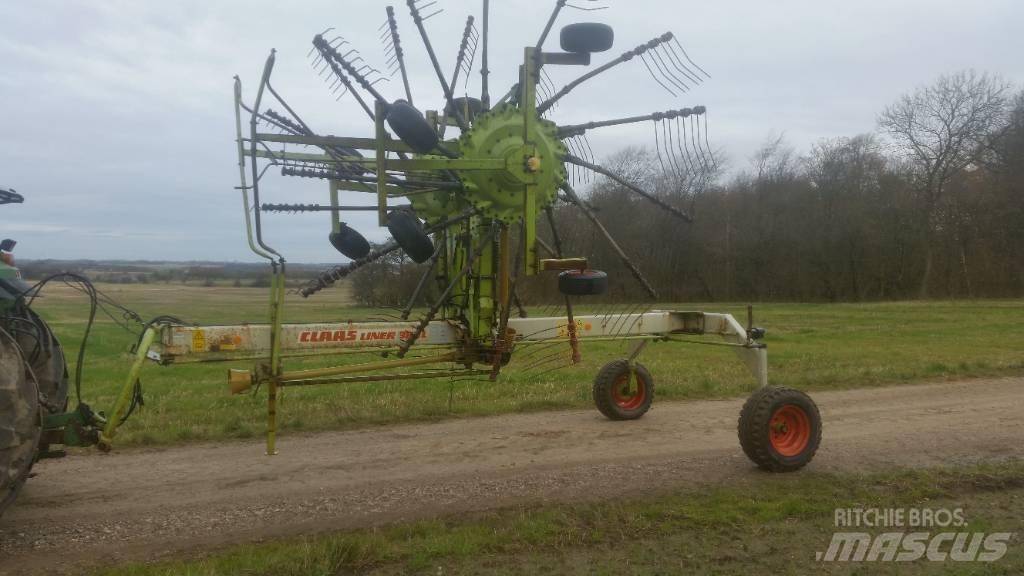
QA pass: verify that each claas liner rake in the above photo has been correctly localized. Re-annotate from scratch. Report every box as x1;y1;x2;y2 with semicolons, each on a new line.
1;1;824;516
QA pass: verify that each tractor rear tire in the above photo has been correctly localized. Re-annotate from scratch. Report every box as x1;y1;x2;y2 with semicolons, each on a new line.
387;209;435;264
593;359;654;420
738;386;821;472
0;327;42;519
16;307;68;413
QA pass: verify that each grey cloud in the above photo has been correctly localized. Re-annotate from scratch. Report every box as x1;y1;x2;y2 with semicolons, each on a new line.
1;0;1020;262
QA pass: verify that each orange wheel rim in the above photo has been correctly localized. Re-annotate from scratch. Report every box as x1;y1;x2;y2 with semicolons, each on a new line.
611;373;646;410
769;404;811;457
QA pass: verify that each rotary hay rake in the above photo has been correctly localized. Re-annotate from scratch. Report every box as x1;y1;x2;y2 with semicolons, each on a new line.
1;0;824;519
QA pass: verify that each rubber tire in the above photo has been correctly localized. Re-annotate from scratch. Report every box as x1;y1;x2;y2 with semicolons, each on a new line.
0;328;41;519
386;100;438;154
593;359;654;420
17;307;68;412
329;224;371;260
559;269;608;296
560;23;615;54
738;386;822;472
387;210;435;264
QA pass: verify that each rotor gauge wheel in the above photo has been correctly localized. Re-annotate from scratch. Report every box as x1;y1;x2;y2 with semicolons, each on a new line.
738;386;822;472
387;209;435;264
593;359;654;420
329;224;371;260
560;22;615;54
558;269;608;296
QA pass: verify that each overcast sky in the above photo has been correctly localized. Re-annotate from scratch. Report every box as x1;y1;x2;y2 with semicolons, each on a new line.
1;0;1021;262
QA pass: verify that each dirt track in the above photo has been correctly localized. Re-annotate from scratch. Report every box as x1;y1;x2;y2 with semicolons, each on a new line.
2;377;1022;574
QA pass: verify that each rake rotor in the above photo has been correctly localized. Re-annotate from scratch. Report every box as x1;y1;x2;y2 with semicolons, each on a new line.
234;0;719;373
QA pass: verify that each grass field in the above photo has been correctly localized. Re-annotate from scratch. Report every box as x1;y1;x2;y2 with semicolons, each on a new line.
95;462;1024;575
28;282;1024;448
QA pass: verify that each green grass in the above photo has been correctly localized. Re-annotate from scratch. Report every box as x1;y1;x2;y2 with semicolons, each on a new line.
95;462;1024;575
29;283;1024;447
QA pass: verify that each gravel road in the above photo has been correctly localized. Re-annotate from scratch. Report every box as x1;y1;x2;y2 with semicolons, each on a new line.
1;377;1022;574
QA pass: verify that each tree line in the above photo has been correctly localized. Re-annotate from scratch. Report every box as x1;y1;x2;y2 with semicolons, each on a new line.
532;70;1023;302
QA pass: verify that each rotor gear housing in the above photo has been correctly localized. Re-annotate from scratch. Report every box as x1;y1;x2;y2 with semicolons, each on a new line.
456;104;566;223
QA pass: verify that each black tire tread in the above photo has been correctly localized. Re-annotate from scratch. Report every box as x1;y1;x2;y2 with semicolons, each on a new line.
387;210;435;264
0;327;41;519
738;386;822;472
592;359;654;420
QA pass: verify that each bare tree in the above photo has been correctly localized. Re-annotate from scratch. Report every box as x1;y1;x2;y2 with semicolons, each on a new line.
878;69;1011;297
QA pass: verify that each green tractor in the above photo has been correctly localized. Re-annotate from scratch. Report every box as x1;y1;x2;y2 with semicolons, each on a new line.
1;187;67;515
1;188;151;517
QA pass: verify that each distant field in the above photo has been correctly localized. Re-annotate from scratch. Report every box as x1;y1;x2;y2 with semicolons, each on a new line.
27;282;1024;448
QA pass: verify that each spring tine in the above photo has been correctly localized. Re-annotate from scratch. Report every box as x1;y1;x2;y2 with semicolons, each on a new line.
315;35;388;106
702;110;717;173
565;137;578;184
462;27;480;87
690;111;706;184
407;0;468;131
385;5;414;105
659;120;675;179
422;8;444;20
662;41;701;84
573;136;589;181
689;114;711;182
573;137;586;184
674;115;695;180
565;135;575;178
686;112;704;182
577;135;591;183
639;52;677;97
674;37;711;79
693;113;712;181
653;120;669;177
540;69;558;111
651;45;691;92
664;120;683;180
576;136;589;183
648;46;689;94
670;119;688;181
581;133;596;170
678;114;697;181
